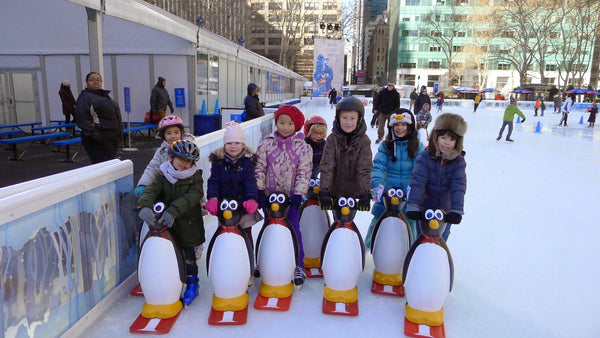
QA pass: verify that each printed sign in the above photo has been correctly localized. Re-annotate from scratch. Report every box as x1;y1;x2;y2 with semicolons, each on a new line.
123;87;131;112
174;88;185;108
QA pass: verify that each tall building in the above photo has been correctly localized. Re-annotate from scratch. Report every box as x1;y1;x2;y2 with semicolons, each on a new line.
365;15;389;86
353;0;387;84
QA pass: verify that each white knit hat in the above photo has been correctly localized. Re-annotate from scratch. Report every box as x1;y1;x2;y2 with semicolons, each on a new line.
223;121;245;144
62;80;70;86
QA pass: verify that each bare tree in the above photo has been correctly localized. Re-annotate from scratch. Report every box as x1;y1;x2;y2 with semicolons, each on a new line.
465;4;503;88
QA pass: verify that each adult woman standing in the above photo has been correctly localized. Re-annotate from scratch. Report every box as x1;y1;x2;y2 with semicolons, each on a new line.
59;80;76;123
75;72;123;164
243;83;265;121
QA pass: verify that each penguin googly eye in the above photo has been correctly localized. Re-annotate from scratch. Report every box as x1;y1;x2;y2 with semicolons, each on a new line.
277;194;286;203
315;178;320;186
338;197;347;207
395;189;404;199
347;198;355;208
310;179;316;187
220;200;229;210
269;194;277;203
228;200;238;210
425;209;435;220
434;210;444;220
388;189;396;198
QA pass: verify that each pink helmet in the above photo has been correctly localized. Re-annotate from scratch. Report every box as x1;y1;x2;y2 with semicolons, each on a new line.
158;115;184;139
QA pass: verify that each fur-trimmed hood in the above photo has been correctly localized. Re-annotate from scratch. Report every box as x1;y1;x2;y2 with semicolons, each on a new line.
209;145;256;163
428;113;467;160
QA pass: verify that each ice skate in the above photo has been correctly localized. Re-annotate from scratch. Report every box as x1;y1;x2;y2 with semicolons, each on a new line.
182;275;199;307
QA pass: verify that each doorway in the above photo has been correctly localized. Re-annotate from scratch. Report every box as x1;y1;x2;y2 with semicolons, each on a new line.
0;69;40;125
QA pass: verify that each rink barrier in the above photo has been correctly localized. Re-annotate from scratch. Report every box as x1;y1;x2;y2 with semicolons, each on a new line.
0;160;136;337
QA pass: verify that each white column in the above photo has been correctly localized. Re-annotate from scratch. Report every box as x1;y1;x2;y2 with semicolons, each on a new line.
86;7;104;78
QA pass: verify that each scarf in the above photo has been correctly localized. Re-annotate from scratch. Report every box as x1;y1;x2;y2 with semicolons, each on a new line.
160;161;198;185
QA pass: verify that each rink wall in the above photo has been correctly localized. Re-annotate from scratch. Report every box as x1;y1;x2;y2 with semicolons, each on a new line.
0;160;137;337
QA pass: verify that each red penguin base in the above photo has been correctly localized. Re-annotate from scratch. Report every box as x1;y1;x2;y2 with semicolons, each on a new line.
253;294;293;311
371;280;405;297
208;307;248;325
321;298;359;316
304;267;324;278
129;310;181;335
404;317;446;338
130;283;144;297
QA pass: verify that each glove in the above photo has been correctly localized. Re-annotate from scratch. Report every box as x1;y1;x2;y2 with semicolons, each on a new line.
133;185;146;196
139;207;156;224
445;212;462;224
370;185;384;202
243;199;259;214
158;211;175;228
357;194;371;211
319;191;333;210
290;195;303;208
257;190;268;209
521;117;526;123
406;210;425;220
205;198;218;216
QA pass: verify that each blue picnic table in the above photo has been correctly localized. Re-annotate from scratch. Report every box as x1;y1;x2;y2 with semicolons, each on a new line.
32;123;78;136
0;122;42;134
0;131;71;161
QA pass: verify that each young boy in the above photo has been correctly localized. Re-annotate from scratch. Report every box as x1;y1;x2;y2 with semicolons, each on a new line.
138;140;205;306
406;113;467;241
318;96;373;211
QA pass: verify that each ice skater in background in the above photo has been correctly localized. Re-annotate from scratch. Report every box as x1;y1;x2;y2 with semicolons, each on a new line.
496;99;526;142
255;105;312;287
588;102;598;127
138;140;205;306
406;113;467;241
365;108;424;249
558;94;574;127
416;103;433;139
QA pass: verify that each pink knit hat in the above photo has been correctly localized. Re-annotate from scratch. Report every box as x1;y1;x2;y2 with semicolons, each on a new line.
223;121;245;144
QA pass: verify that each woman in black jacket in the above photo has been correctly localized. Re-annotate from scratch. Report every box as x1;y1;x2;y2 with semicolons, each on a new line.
243;83;265;121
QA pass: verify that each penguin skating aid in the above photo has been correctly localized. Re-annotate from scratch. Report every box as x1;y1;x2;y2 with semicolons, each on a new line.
206;199;254;325
130;213;153;297
253;193;300;311
370;188;411;297
299;178;331;278
402;209;454;338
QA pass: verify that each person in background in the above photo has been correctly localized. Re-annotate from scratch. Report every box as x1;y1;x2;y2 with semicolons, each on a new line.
328;88;338;109
409;88;418;112
554;95;562;114
371;87;381;128
496;98;526;142
150;76;174;120
374;83;400;144
414;85;431;119
534;97;541;116
540;96;546;116
473;92;482;113
243;83;265;121
59;80;76;124
75;72;123;164
587;102;597;127
558;94;574;127
436;91;445;114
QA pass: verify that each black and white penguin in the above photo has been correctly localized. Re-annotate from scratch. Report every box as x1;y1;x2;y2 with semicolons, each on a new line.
299;178;330;276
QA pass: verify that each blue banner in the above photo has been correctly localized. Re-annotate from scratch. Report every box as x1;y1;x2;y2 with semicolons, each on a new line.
174;88;185;108
123;87;131;112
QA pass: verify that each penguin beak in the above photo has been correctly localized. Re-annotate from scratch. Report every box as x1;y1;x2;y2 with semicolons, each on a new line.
314;187;320;194
391;197;399;205
271;203;280;212
223;210;232;220
429;219;439;230
341;206;349;215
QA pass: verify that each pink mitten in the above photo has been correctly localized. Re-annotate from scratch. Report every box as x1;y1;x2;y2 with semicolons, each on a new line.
205;199;218;216
243;200;259;214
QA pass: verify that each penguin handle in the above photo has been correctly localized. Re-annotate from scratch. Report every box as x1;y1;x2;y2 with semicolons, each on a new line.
153;202;166;218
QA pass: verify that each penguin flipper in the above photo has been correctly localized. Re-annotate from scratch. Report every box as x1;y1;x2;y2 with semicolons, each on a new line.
285;218;301;266
237;224;255;272
254;218;268;265
349;221;366;271
438;237;454;292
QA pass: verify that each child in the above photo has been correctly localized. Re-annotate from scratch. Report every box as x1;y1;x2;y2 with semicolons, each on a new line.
588;102;597;127
134;115;195;196
255;105;312;287
435;92;444;114
534;98;541;116
137;140;205;306
318;96;373;212
416;103;432;138
205;121;261;243
304;115;328;179
406;113;467;241
366;108;424;248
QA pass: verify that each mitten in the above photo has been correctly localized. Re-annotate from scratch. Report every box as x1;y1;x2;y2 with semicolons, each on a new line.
357;193;371;211
204;198;218;216
290;194;303;208
257;190;268;209
406;210;425;220
319;191;333;210
133;185;146;196
521;117;526;123
138;207;156;224
243;199;259;214
158;211;175;228
445;212;462;224
370;185;384;202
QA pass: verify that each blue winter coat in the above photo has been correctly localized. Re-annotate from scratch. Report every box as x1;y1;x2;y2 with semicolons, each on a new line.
407;148;467;215
207;146;258;202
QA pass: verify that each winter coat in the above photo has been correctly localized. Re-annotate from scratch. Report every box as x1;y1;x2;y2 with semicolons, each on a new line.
414;93;431;116
588;106;598;123
410;90;418;100
243;83;265;121
371;139;424;193
150;82;173;113
502;105;526;122
75;88;123;141
319;120;373;197
138;170;205;247
255;131;312;197
407;147;467;216
562;97;574;113
474;94;482;104
207;146;258;202
137;133;195;187
416;110;432;124
328;89;338;105
374;88;400;114
535;99;541;109
59;85;76;117
306;138;326;179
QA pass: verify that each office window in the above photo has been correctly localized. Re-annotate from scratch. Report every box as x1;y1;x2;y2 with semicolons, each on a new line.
400;62;417;68
498;63;511;70
430;46;441;52
406;0;420;5
428;75;440;87
429;61;441;69
545;64;557;71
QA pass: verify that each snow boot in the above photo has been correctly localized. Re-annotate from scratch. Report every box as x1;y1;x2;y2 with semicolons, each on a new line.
294;267;306;290
183;275;199;307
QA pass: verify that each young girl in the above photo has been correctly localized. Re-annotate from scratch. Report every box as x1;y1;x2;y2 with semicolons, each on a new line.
366;109;424;248
406;113;468;241
255;105;312;287
134;115;195;196
416;103;432;139
304;115;328;179
205;121;261;242
138;140;205;306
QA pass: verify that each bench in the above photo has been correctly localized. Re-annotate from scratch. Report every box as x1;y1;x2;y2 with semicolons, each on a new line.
122;124;157;146
0;129;24;140
52;137;81;163
0;132;71;161
32;123;78;136
0;122;42;134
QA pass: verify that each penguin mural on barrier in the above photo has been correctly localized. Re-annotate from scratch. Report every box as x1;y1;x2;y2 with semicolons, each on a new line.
130;202;186;334
370;187;411;297
253;192;300;311
299;178;330;278
321;196;365;317
206;199;254;325
402;209;454;338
